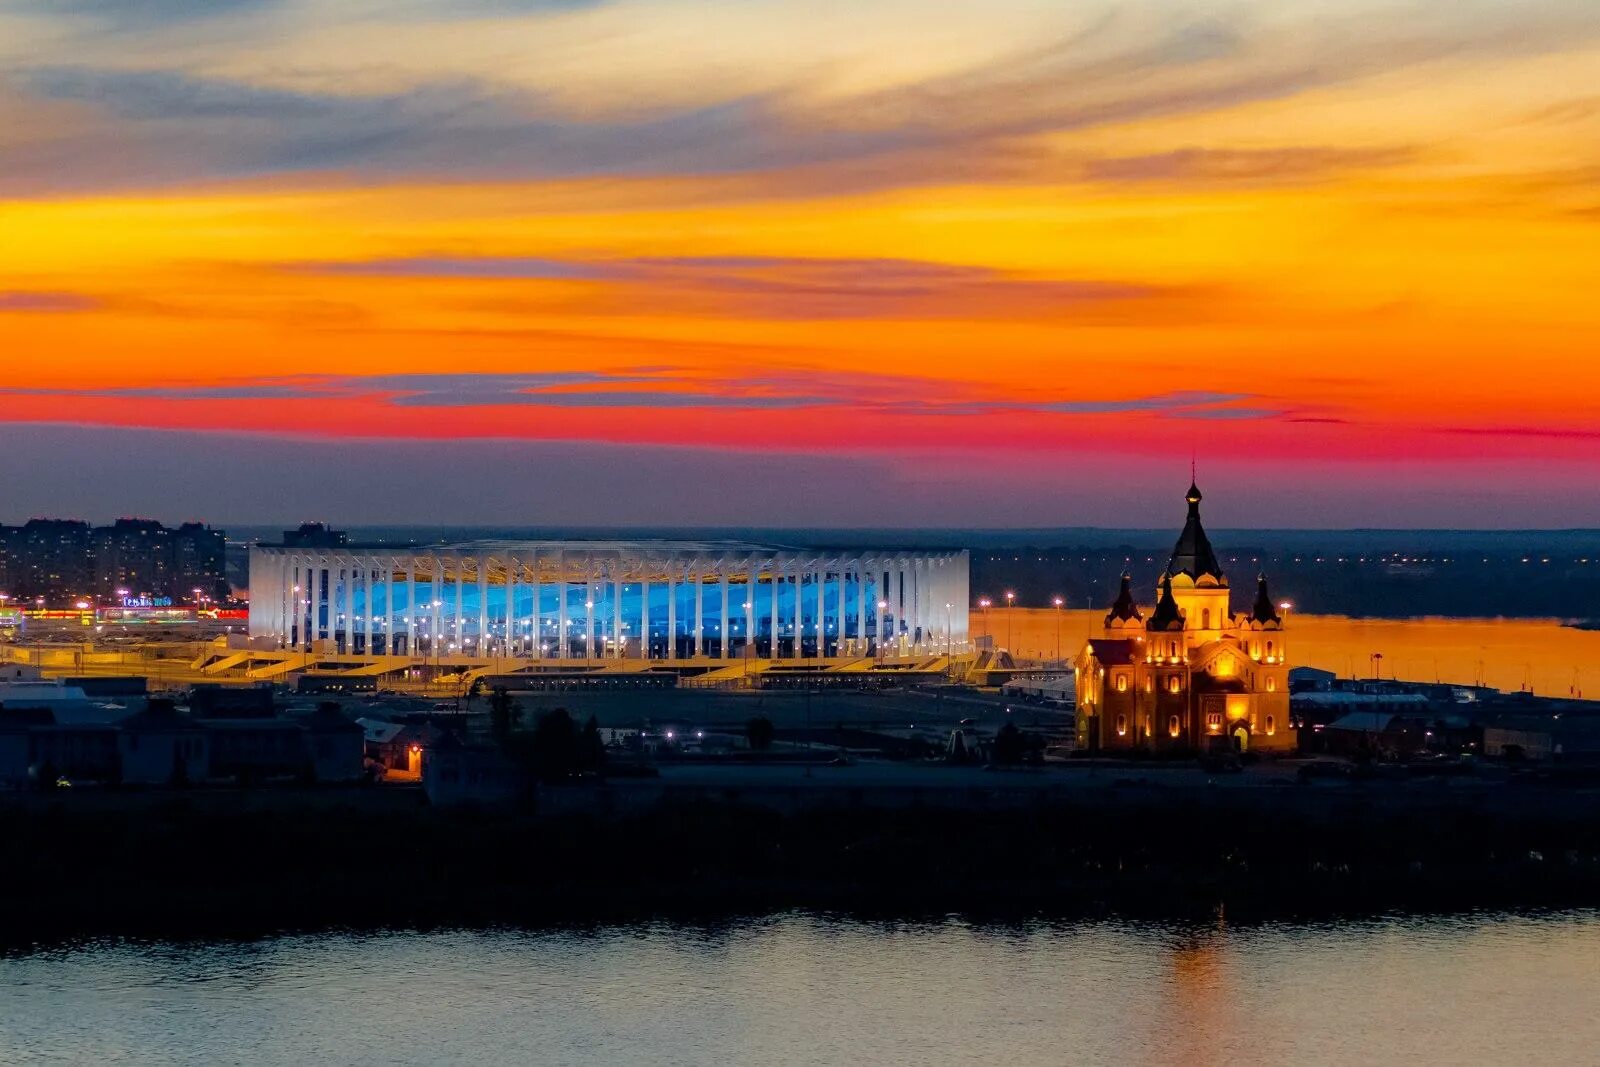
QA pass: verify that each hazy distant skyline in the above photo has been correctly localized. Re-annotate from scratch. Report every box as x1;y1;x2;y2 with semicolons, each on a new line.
2;425;1595;530
2;1;1597;525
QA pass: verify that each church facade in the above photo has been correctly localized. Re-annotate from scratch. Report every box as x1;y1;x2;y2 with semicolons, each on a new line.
1074;483;1294;755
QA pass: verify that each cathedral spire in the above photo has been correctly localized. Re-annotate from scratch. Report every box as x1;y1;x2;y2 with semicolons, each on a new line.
1148;574;1184;630
1250;573;1282;625
1165;479;1224;582
1104;572;1142;625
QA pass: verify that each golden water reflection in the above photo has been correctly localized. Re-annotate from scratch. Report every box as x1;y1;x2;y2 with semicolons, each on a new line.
988;608;1599;697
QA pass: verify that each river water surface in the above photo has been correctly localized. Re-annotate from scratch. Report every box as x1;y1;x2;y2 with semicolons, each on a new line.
2;911;1597;1065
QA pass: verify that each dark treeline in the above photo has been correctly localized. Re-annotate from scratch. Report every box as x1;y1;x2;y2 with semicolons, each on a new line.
971;544;1600;619
4;784;1600;944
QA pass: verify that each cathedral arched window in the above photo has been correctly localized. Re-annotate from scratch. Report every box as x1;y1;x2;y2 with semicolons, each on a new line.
1265;715;1276;736
1115;714;1127;737
1168;715;1181;738
1116;674;1128;693
1267;677;1277;693
1168;676;1182;694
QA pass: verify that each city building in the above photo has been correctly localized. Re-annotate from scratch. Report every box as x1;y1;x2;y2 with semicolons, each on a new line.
1074;482;1294;755
249;540;970;661
0;517;227;604
0;519;92;601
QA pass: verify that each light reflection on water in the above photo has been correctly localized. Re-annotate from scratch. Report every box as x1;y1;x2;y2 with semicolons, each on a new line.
1000;610;1600;697
1;911;1597;1066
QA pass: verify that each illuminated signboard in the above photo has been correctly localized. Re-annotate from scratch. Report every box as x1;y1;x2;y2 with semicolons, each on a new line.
121;596;174;609
98;606;198;625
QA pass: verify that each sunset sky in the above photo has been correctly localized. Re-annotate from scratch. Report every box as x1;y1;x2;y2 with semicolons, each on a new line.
1;0;1596;527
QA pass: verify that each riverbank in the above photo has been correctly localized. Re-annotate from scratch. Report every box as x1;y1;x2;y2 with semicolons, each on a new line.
5;779;1600;943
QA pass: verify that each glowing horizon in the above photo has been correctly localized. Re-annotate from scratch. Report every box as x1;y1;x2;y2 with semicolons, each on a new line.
2;1;1597;526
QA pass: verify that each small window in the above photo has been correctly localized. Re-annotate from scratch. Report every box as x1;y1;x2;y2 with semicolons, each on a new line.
1115;714;1128;737
1115;674;1128;693
1201;609;1211;629
1168;676;1182;694
1206;711;1223;727
1265;715;1276;736
1168;715;1181;738
1266;677;1277;693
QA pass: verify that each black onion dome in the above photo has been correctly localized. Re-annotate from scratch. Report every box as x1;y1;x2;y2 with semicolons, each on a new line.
1165;481;1224;582
1250;573;1282;625
1148;574;1184;631
1105;573;1142;625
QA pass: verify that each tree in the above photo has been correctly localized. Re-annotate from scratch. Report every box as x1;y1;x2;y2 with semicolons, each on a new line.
529;707;580;783
461;675;486;713
947;730;971;764
488;686;522;741
746;716;775;753
991;721;1025;766
581;715;605;772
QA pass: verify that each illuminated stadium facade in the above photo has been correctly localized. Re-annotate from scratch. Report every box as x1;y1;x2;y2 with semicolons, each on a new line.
249;541;970;661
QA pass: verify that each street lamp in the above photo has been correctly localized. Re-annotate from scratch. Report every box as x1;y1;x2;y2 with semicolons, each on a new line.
876;599;888;662
977;597;991;641
1004;591;1015;652
1052;596;1064;660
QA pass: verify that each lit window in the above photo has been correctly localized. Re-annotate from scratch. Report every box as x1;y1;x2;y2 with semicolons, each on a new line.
1168;676;1182;694
1266;677;1277;693
1168;715;1181;738
1265;715;1276;736
1116;675;1128;693
1206;711;1223;728
1115;714;1127;737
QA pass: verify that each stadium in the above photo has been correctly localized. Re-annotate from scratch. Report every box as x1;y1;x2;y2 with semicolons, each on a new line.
248;540;970;665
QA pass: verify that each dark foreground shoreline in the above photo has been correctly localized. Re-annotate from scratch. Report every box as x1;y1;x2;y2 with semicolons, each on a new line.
5;782;1600;945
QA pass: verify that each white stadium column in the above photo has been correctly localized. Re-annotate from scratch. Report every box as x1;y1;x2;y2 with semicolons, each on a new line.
745;560;757;659
534;550;547;659
768;557;779;659
720;570;731;659
506;555;518;657
556;551;568;660
666;561;677;661
365;559;375;654
692;562;703;658
477;557;489;657
612;569;622;658
433;556;444;655
453;561;464;651
834;558;846;658
876;570;887;657
585;556;597;661
856;558;867;656
639;576;650;659
406;559;418;656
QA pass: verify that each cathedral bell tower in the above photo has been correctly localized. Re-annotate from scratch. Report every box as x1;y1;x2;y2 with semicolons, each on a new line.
1163;481;1230;643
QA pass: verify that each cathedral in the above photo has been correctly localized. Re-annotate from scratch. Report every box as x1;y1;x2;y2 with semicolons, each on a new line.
1074;482;1294;755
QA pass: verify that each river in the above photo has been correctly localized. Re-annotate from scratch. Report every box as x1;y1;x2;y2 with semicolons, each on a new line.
992;609;1598;697
2;912;1596;1065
